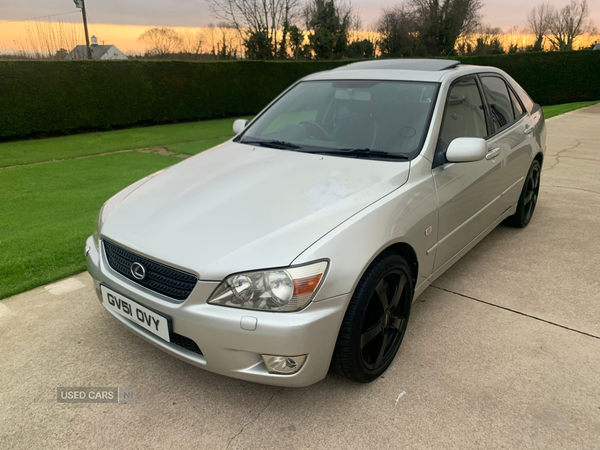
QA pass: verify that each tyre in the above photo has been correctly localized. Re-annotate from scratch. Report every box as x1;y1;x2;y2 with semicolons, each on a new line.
504;159;541;228
332;252;413;383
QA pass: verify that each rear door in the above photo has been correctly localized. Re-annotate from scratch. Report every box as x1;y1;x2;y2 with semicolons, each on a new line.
479;75;535;211
432;76;506;272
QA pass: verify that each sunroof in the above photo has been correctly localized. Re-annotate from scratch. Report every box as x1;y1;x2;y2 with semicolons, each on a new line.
334;59;461;72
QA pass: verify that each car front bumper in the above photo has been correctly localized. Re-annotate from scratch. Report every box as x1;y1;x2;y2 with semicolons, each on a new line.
85;236;349;387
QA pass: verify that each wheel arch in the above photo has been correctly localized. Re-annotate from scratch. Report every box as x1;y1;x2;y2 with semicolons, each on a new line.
534;151;543;168
381;242;419;287
341;240;421;305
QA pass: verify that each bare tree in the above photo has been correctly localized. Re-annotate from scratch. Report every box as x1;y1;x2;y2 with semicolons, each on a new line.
473;25;505;54
138;27;183;57
526;2;552;50
207;0;300;58
204;23;242;59
547;0;597;51
13;19;81;59
180;30;205;58
505;25;527;52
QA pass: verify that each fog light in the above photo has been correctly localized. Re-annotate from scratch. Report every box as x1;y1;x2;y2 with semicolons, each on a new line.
85;246;91;256
261;354;307;375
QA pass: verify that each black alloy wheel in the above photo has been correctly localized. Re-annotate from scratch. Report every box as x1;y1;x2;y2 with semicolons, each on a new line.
332;253;413;383
360;269;410;371
523;163;541;223
505;159;541;228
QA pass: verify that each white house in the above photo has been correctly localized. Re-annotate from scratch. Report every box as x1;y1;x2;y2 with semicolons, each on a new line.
65;36;128;60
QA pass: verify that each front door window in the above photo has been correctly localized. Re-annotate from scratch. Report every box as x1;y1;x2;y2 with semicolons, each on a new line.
438;77;488;155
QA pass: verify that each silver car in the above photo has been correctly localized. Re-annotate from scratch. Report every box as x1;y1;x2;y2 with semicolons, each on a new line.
86;59;545;387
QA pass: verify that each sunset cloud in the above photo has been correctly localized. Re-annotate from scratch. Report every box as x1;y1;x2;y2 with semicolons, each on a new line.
1;0;598;53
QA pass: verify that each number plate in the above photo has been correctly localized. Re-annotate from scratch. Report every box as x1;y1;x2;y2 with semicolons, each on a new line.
100;285;171;342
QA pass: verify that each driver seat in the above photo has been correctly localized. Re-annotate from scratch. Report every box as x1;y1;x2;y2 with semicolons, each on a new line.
331;99;376;149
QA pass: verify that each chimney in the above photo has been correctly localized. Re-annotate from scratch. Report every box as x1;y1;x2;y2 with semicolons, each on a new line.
91;35;98;46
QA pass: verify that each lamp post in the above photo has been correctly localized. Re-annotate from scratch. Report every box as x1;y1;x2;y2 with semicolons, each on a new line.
73;0;92;60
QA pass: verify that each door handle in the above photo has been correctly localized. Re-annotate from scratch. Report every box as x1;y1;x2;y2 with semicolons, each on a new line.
524;125;534;135
486;148;500;160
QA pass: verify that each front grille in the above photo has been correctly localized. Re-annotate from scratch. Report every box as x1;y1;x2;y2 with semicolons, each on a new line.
170;332;203;356
103;240;197;301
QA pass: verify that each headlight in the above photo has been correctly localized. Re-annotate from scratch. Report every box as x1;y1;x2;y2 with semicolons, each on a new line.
208;261;328;312
92;204;105;250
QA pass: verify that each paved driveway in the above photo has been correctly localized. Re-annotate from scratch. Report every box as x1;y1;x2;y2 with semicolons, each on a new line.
1;105;599;449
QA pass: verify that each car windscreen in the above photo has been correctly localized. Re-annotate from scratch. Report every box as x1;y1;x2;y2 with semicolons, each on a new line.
238;80;438;159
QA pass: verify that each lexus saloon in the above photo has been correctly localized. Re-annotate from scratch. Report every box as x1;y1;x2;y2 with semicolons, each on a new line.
86;59;545;387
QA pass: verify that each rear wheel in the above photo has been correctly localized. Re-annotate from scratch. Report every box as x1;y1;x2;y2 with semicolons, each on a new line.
332;253;413;383
505;159;541;228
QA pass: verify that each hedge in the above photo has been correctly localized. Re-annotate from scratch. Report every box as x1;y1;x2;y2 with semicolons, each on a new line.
0;51;598;140
0;60;351;140
455;51;600;107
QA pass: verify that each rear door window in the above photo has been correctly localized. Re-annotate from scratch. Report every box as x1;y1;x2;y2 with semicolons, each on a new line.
480;76;515;133
518;89;535;113
509;88;525;118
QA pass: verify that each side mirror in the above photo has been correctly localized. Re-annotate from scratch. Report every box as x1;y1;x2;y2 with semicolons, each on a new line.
446;137;486;163
233;119;249;135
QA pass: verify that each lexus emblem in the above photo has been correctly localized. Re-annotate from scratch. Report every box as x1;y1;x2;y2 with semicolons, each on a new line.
131;262;146;280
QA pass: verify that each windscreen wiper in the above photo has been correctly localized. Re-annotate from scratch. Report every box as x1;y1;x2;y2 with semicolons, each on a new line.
241;141;409;160
241;139;302;150
311;148;410;160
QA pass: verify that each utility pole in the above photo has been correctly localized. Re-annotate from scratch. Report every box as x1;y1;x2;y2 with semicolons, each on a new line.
73;0;92;59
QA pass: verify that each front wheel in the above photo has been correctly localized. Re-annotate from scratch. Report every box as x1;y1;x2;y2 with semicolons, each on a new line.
332;253;413;383
504;159;541;228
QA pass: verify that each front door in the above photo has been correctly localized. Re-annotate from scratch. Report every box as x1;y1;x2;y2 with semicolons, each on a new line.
432;76;506;272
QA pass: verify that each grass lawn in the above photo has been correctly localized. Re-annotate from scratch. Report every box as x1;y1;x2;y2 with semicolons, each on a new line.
165;137;232;155
0;101;597;300
0;152;178;299
541;101;599;119
0;116;251;167
0;115;246;299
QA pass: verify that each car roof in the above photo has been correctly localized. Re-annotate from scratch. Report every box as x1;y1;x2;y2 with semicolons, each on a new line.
302;59;505;83
335;59;461;72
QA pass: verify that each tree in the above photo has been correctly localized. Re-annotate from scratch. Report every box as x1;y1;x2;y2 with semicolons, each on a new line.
287;24;307;59
304;0;357;59
504;25;524;53
138;27;182;57
377;5;418;57
547;0;597;51
207;0;300;59
377;0;482;57
526;2;552;51
472;26;505;55
204;23;240;59
180;30;205;59
55;48;68;60
409;0;484;56
345;39;375;58
507;43;519;53
13;18;81;60
244;30;274;59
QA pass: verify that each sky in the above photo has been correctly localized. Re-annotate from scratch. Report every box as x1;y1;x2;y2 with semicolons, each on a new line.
1;0;599;52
